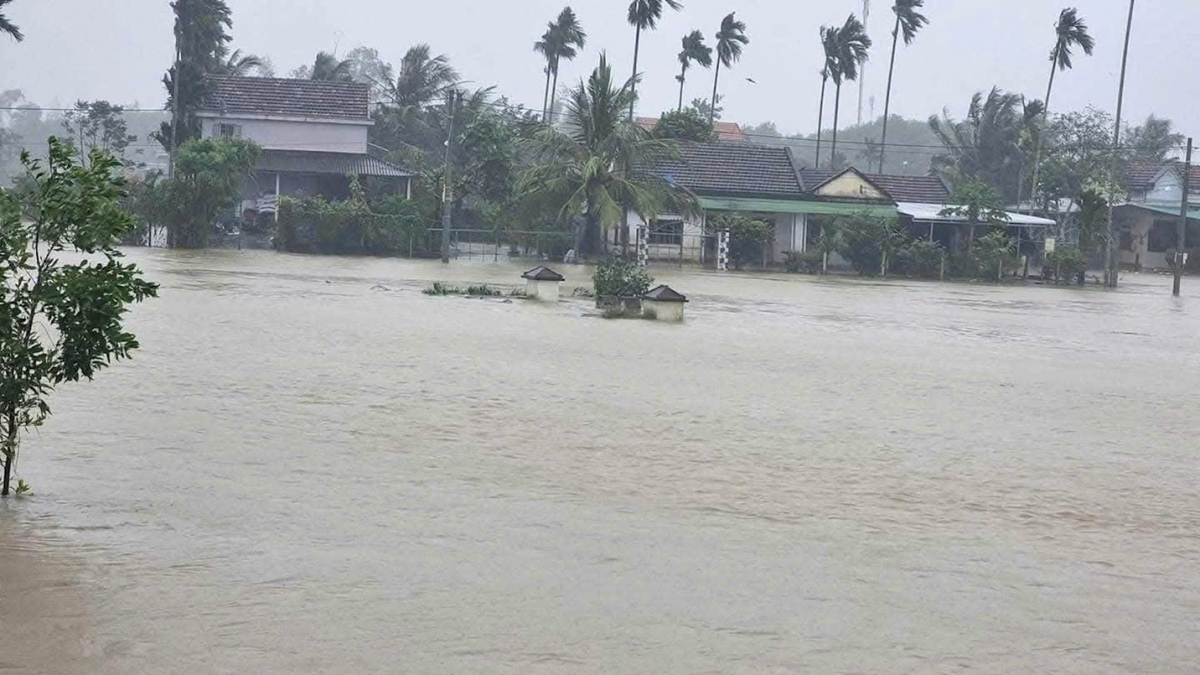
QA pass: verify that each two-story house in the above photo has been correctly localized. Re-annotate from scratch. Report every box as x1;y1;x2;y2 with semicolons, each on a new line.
197;76;413;219
1116;161;1200;269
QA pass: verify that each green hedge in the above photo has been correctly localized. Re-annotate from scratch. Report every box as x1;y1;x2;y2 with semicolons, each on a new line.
275;195;428;256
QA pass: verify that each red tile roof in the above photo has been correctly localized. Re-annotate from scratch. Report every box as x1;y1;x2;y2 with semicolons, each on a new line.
1124;161;1200;191
201;76;371;122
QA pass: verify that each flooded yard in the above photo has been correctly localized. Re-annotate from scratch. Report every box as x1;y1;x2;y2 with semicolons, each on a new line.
2;249;1197;674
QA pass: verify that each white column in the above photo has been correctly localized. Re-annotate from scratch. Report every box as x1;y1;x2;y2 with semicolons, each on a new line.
274;172;281;223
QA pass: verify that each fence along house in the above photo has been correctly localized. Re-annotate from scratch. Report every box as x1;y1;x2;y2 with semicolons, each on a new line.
197;76;413;220
633;141;1053;265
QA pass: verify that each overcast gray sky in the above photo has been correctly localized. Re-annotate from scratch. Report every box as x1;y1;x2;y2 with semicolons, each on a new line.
1;0;1196;136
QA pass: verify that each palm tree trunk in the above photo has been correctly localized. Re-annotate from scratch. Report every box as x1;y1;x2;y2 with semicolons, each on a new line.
1107;0;1136;288
630;26;642;121
879;14;902;173
1028;57;1059;215
816;75;828;165
710;59;722;126
830;82;843;168
678;66;686;112
542;67;552;123
549;68;561;123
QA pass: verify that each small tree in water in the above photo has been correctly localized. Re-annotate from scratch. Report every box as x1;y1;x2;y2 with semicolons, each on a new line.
0;138;158;496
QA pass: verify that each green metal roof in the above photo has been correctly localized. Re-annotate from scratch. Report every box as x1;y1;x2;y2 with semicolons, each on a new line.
697;196;898;217
1120;203;1200;220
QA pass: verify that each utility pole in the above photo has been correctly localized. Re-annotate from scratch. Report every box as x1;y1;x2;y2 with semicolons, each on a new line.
440;92;457;264
1106;0;1136;288
1173;137;1192;297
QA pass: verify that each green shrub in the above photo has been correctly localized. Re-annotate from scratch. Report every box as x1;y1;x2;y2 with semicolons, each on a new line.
593;258;654;297
783;250;824;274
276;189;428;256
423;282;463;296
709;212;774;270
892;240;945;279
836;212;903;276
1044;247;1088;284
974;230;1019;281
465;284;502;296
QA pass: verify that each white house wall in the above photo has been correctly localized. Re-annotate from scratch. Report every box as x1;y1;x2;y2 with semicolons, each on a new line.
200;116;369;155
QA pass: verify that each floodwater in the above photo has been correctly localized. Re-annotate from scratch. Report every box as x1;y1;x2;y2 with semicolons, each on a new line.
1;249;1198;674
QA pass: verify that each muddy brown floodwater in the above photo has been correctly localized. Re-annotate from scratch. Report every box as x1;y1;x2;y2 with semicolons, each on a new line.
1;249;1198;674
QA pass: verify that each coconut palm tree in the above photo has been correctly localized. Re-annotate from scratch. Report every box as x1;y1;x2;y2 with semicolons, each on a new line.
534;8;587;124
308;51;355;82
710;13;749;126
381;45;460;111
1106;0;1134;288
814;25;838;165
878;0;928;172
521;55;697;257
675;30;712;111
828;13;871;167
220;49;267;77
0;0;22;41
1028;8;1095;212
627;0;684;120
929;87;1027;202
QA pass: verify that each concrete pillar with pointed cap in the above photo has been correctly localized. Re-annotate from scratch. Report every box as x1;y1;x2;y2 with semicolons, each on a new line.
641;285;688;321
522;266;565;302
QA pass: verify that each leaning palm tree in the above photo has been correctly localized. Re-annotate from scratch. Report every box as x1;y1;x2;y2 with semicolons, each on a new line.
1028;8;1095;212
627;0;684;120
710;12;749;126
675;30;713;111
878;0;928;172
220;49;267;77
829;13;871;167
381;44;460;111
309;51;355;82
814;25;839;165
0;0;22;41
521;55;697;258
535;8;587;124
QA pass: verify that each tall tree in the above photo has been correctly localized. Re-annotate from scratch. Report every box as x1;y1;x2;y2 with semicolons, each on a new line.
157;0;233;152
1126;115;1183;162
828;13;871;167
382;45;460;112
929;87;1026;202
534;8;587;123
814;25;838;165
306;51;355;82
710;13;749;126
61;101;137;165
0;0;22;41
521;55;697;257
627;0;684;120
878;0;928;172
675;30;712;112
1107;0;1135;288
0;139;159;496
1028;8;1095;211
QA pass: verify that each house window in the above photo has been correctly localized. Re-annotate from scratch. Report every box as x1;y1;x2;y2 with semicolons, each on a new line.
215;123;242;138
648;219;683;245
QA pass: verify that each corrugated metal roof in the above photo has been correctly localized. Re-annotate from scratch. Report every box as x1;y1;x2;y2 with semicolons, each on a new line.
896;202;1056;228
202;76;371;121
256;150;413;177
